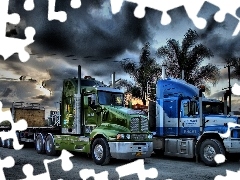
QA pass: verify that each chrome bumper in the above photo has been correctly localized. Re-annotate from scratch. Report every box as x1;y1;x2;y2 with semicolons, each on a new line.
108;141;153;160
223;139;240;153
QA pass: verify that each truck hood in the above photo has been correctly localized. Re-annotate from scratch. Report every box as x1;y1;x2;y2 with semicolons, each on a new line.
204;114;239;124
102;105;146;116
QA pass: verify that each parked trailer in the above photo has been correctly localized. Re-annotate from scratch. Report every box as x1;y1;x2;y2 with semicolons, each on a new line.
0;102;60;148
0;65;153;165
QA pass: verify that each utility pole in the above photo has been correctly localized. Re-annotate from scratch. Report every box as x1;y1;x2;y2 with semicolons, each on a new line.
223;63;234;112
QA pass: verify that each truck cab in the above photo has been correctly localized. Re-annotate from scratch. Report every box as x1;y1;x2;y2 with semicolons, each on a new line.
150;76;240;166
35;66;153;165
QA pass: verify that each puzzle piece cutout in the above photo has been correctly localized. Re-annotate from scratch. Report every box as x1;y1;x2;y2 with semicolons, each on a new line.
197;2;240;39
79;169;109;180
48;0;81;22
109;0;240;36
115;159;158;180
1;1;240;180
24;0;35;11
0;101;28;150
0;0;36;62
0;0;82;62
215;170;240;180
232;83;240;96
0;156;15;180
20;150;74;180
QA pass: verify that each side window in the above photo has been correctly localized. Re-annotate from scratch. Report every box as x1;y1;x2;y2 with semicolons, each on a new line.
183;103;189;116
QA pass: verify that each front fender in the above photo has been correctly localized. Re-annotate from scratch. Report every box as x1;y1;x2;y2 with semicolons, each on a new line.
195;131;223;156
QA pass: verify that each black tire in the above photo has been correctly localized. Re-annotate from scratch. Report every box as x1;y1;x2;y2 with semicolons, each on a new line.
2;139;8;148
35;134;45;154
153;149;164;156
16;131;22;145
45;135;57;156
226;153;240;162
0;137;2;147
7;138;13;149
91;138;111;165
199;139;225;167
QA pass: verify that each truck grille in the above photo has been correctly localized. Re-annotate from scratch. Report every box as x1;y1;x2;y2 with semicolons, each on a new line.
131;133;148;140
130;117;148;132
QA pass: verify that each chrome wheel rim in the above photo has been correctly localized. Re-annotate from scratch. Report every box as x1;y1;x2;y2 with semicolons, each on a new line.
36;139;41;150
204;145;216;161
46;139;52;152
94;144;103;160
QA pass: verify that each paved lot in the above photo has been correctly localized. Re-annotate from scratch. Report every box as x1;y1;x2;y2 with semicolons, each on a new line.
1;146;240;180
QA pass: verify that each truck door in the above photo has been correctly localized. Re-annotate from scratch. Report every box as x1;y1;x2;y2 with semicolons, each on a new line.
179;99;200;136
163;98;179;136
83;94;101;129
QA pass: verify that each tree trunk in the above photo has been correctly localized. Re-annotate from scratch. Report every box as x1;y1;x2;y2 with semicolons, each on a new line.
142;98;146;105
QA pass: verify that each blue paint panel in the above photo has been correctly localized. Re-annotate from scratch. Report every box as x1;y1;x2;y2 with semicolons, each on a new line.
156;125;238;137
232;129;240;138
156;127;163;136
179;127;200;136
156;79;200;100
156;127;200;137
163;97;179;118
204;125;228;134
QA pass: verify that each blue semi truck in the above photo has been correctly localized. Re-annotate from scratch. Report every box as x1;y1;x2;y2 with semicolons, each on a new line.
149;66;240;166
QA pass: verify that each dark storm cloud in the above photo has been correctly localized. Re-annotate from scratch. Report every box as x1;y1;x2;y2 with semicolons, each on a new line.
8;0;160;61
1;88;13;97
196;2;240;63
4;0;240;111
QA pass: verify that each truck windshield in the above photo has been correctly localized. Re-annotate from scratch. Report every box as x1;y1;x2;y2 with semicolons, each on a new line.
202;102;223;114
97;91;124;106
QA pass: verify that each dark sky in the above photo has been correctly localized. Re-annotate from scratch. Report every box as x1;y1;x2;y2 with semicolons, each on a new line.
1;0;240;115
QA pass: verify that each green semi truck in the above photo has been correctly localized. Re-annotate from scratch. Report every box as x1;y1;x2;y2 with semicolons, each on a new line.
1;65;153;165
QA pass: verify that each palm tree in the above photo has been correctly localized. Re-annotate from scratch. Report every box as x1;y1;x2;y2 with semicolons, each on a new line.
156;28;220;94
120;42;161;105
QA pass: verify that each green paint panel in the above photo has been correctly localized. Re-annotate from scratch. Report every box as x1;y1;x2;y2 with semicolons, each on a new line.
54;135;90;153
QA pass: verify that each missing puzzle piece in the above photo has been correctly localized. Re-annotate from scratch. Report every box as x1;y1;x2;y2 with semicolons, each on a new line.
0;101;28;150
215;170;240;180
20;150;74;180
232;83;240;96
0;0;36;62
79;169;109;180
110;0;207;29
115;159;158;180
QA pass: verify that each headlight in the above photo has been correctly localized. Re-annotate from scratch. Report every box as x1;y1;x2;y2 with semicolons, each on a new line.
117;133;131;140
125;134;131;139
148;134;153;139
117;134;124;139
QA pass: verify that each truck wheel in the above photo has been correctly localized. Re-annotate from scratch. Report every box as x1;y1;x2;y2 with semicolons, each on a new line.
35;135;45;154
199;139;225;167
153;149;164;156
16;131;22;145
2;139;8;148
7;139;13;149
91;138;111;165
45;135;57;156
